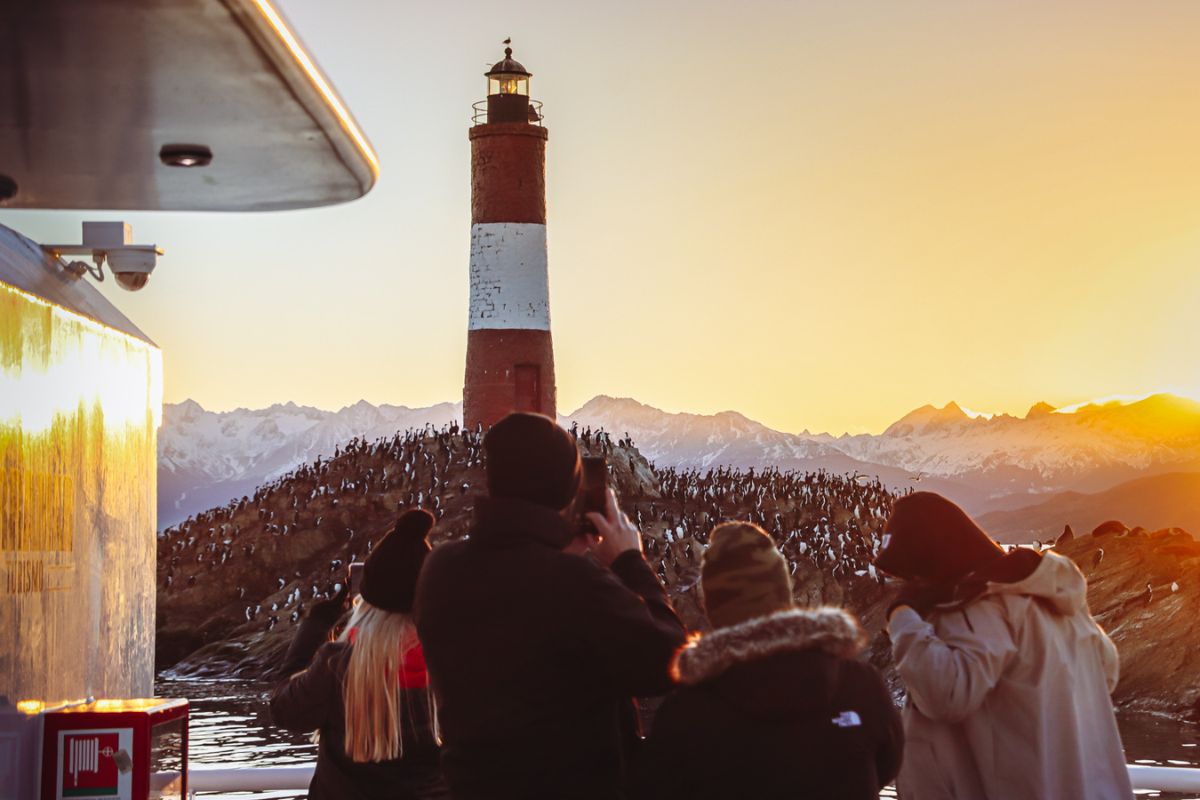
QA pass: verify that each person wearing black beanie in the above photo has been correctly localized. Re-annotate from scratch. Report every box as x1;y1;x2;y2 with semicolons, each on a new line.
873;492;1007;617
875;492;1132;800
416;412;686;800
360;508;435;614
483;412;582;513
875;491;1005;586
272;509;446;799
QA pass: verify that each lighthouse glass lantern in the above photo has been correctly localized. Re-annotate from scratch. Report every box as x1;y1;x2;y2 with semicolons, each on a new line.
488;72;528;97
485;47;533;124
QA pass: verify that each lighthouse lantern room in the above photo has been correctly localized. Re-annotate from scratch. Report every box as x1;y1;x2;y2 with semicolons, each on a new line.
485;48;532;124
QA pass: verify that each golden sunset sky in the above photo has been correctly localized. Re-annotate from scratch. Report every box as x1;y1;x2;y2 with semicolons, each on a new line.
5;0;1200;433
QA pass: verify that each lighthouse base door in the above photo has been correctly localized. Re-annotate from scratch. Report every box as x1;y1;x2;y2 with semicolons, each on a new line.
514;364;542;414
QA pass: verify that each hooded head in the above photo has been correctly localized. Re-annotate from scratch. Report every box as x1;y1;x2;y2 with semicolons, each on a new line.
483;412;581;511
875;491;1004;585
701;522;794;629
360;508;435;613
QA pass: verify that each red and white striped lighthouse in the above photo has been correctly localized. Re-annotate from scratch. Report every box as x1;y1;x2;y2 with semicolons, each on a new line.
463;46;556;430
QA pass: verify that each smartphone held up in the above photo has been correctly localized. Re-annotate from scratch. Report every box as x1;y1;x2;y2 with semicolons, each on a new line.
578;456;608;535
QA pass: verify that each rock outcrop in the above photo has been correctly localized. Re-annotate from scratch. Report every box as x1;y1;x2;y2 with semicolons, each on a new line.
1055;522;1200;714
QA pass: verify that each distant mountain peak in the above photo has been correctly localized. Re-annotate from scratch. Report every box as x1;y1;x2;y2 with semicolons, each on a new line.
1026;401;1057;419
573;395;653;414
883;400;971;436
174;398;205;414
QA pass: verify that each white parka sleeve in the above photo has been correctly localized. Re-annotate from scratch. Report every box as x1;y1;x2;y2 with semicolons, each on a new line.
888;598;1019;723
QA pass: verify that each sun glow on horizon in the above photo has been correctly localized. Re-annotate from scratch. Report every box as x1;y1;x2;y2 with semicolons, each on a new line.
1052;391;1200;416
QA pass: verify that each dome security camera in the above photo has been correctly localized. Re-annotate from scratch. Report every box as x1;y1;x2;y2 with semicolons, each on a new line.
41;222;163;291
106;247;157;291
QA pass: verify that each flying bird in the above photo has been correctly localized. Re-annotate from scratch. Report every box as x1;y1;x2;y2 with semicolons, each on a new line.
503;37;512;45
909;472;925;483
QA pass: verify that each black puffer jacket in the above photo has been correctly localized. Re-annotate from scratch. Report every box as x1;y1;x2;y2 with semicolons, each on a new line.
414;496;686;800
631;607;903;800
270;619;445;800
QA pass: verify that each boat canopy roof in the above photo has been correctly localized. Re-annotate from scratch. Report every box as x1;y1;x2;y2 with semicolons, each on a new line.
0;0;378;212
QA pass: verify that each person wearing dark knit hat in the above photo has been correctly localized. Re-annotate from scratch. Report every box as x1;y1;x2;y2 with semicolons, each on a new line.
876;492;1132;800
876;491;1005;585
416;412;685;800
875;491;1007;618
631;522;902;800
271;508;446;799
483;412;582;514
360;508;435;613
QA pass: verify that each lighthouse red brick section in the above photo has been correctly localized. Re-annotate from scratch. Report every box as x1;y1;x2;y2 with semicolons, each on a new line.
464;49;556;429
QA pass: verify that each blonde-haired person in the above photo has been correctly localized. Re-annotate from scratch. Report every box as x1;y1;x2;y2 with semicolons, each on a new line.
271;509;446;800
631;521;902;800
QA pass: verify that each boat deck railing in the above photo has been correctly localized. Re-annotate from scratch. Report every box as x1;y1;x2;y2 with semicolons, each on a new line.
179;763;1200;795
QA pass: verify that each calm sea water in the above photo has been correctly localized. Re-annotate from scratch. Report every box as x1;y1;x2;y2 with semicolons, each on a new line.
157;675;1200;800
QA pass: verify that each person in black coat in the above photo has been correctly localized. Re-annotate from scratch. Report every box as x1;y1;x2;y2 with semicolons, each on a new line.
414;412;686;800
631;521;903;800
271;510;447;800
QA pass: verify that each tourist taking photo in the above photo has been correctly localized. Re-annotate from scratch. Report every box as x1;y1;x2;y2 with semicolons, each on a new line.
876;491;1133;799
271;509;447;800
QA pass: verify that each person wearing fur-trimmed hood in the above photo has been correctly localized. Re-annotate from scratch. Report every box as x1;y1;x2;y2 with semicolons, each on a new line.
630;521;903;800
876;491;1133;800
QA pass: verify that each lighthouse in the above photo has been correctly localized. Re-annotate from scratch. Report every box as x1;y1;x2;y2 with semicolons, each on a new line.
464;46;556;429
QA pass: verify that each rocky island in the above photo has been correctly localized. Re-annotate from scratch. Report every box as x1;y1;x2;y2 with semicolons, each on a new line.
156;426;1197;716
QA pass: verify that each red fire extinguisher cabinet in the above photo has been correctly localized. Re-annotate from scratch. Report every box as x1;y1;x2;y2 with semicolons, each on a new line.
40;698;188;800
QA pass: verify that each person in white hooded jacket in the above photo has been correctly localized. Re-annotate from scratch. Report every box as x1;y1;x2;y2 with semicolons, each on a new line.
875;491;1133;800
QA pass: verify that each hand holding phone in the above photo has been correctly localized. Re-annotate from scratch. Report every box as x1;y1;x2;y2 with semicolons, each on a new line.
586;488;642;567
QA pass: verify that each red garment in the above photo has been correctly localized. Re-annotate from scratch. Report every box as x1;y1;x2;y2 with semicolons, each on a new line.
346;628;430;689
398;642;429;689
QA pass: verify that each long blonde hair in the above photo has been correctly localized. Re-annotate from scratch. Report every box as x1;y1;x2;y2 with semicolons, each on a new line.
338;597;438;762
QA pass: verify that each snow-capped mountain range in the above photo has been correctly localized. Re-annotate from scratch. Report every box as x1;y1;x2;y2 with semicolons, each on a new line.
569;394;1200;512
159;399;460;527
158;393;1200;528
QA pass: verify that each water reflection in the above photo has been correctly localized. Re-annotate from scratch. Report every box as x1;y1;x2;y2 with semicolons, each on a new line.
157;676;312;799
157;676;1200;799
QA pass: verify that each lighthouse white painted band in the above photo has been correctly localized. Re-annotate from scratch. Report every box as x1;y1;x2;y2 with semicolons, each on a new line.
469;223;550;331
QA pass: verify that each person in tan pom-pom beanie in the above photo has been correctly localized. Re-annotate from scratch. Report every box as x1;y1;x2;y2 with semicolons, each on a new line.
631;520;902;800
700;521;794;628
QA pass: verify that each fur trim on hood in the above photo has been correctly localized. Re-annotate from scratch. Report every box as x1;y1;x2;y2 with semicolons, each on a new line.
672;607;867;686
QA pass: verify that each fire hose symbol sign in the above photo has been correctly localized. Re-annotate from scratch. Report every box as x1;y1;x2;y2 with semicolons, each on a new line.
60;731;126;798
